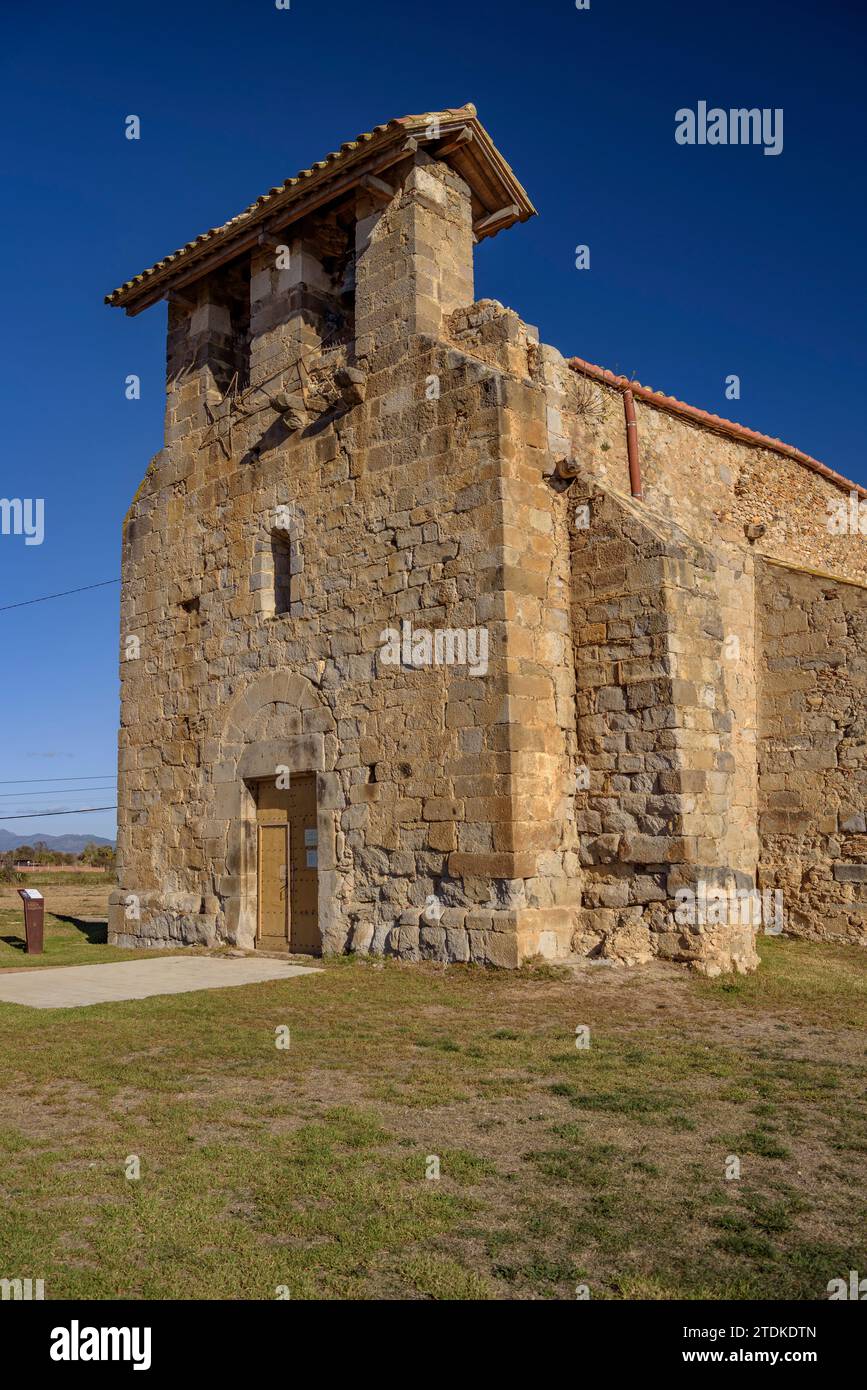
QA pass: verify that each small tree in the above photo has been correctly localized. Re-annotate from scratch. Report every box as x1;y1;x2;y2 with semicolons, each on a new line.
81;843;116;869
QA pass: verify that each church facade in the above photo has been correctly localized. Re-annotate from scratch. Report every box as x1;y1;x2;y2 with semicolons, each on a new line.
105;105;867;974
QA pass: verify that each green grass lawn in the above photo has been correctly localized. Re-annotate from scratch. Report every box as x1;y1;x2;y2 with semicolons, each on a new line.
0;904;864;1301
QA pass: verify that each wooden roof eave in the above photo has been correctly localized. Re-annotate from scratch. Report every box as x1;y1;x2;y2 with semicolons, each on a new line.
109;113;536;317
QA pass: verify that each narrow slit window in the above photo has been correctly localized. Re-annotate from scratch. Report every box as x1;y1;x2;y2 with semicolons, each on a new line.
272;533;293;616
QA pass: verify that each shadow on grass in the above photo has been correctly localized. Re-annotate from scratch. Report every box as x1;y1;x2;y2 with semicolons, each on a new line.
52;915;108;946
2;914;107;953
1;911;108;956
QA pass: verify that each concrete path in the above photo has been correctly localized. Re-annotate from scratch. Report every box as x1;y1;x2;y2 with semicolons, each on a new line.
0;956;321;1010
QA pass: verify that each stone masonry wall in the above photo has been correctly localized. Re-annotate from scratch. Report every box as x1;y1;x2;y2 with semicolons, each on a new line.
569;483;758;974
446;300;866;962
757;561;867;942
111;164;866;969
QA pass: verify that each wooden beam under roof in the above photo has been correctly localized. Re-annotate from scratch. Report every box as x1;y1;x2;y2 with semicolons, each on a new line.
358;173;396;205
473;203;520;236
434;126;474;158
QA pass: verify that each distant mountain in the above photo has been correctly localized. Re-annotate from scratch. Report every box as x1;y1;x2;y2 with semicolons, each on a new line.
0;830;116;854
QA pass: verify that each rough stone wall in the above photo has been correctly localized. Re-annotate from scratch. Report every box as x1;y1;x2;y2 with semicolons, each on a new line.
757;561;867;942
113;349;518;957
569;483;758;974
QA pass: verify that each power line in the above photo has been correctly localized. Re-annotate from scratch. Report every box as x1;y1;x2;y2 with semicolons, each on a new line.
0;806;117;821
0;579;120;614
0;787;115;801
0;775;116;785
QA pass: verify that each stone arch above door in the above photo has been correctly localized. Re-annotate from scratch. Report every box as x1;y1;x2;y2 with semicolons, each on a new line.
214;668;344;952
215;669;338;785
221;670;332;754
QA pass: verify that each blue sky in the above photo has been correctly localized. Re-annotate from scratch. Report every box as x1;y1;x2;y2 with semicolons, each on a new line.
1;0;864;842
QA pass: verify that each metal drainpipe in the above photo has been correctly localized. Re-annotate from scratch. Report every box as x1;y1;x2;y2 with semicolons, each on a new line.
622;387;643;499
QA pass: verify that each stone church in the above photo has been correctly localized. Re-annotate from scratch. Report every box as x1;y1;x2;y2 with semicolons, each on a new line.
105;105;866;974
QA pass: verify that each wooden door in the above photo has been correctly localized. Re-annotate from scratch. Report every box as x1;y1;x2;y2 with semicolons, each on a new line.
257;782;289;950
255;777;319;954
257;822;288;947
286;774;319;954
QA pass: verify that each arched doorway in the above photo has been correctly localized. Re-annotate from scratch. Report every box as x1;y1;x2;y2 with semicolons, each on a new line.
218;670;343;954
